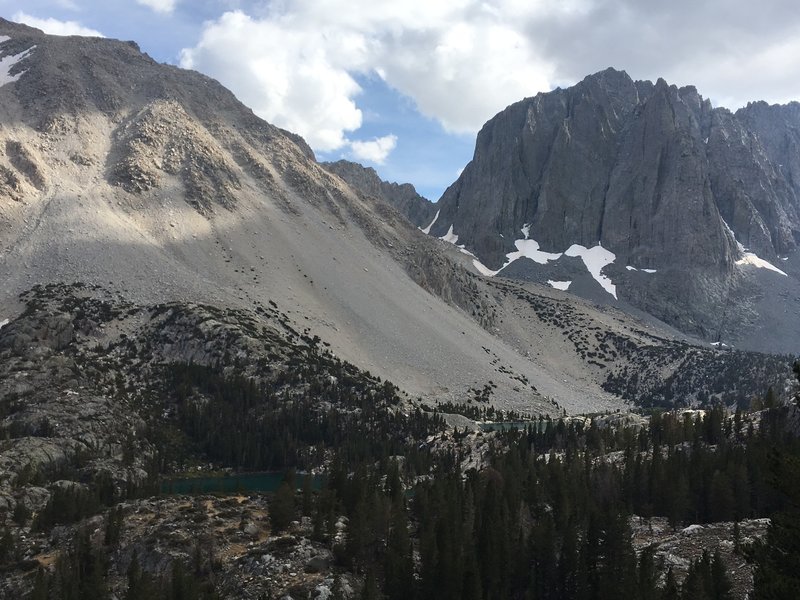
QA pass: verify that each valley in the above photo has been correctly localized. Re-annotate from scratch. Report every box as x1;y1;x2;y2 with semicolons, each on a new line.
0;16;799;600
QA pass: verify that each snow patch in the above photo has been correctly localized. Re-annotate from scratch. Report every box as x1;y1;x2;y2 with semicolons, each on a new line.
737;253;787;276
626;265;656;273
710;341;728;348
435;224;489;272
472;258;499;276
507;238;563;265
547;280;571;291
0;36;9;44
469;231;619;299
0;43;35;88
420;209;439;235
564;244;617;298
440;224;459;245
0;318;8;330
722;218;787;276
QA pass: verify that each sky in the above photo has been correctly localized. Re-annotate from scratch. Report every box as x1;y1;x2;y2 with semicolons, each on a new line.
3;1;800;201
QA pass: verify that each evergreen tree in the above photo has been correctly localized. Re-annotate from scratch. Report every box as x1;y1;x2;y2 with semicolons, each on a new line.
0;526;16;564
270;480;296;534
383;501;413;600
752;364;800;599
301;473;314;517
361;569;382;600
28;567;49;600
752;451;800;598
662;568;680;600
710;549;733;600
637;546;659;600
104;505;124;547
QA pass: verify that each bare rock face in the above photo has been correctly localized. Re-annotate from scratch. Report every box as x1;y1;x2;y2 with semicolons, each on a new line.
430;68;800;342
0;17;301;217
602;80;732;272
432;68;649;267
322;159;437;228
707;108;799;257
5;141;46;190
109;100;242;211
432;71;749;271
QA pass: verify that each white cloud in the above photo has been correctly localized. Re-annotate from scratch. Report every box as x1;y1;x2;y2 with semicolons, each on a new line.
180;10;362;151
179;1;800;154
136;0;178;15
179;2;556;152
350;134;397;164
523;0;800;111
12;11;104;37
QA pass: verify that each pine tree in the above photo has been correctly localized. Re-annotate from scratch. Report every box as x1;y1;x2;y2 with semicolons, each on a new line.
710;549;733;600
126;551;144;600
28;567;49;600
301;473;314;517
361;569;382;600
682;556;712;600
752;477;800;598
104;505;124;547
270;480;296;533
661;568;679;600
0;526;15;564
752;365;800;600
461;541;482;600
383;501;413;600
637;546;659;600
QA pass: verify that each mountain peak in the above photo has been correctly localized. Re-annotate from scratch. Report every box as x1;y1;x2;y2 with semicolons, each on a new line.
0;17;46;37
583;66;634;88
426;70;800;350
322;159;437;228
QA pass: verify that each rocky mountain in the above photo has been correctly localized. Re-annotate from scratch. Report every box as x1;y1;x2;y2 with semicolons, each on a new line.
427;68;800;352
4;19;786;414
0;17;563;413
1;19;799;600
321;159;437;229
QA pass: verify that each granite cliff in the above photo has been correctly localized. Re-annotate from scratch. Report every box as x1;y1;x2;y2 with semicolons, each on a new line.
426;69;800;349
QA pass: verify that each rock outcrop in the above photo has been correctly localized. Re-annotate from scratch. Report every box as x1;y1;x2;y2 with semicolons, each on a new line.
428;68;800;343
322;159;437;228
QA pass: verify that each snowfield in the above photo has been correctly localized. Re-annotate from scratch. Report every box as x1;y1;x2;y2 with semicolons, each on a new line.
0;40;34;88
431;223;621;298
420;210;439;235
564;244;617;298
736;252;787;276
439;224;459;245
722;218;787;276
507;238;564;265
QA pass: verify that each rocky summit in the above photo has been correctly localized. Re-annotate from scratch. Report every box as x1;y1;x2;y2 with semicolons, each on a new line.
424;68;800;352
321;160;438;230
